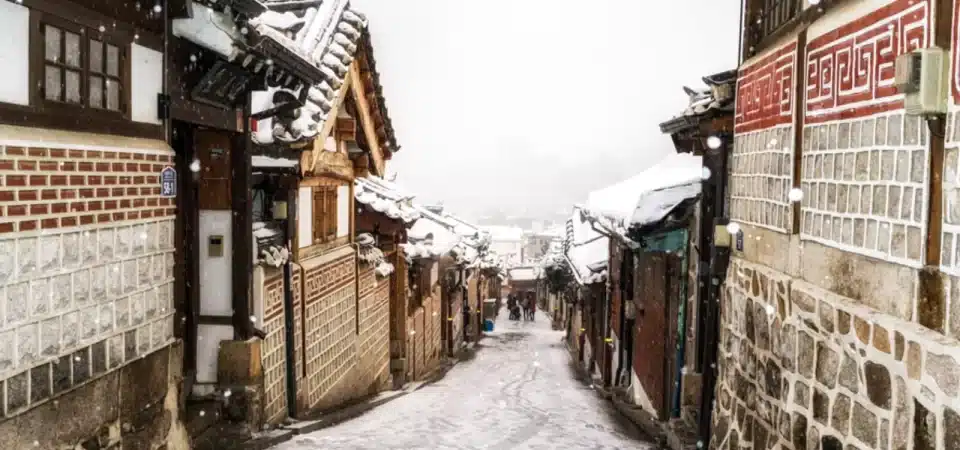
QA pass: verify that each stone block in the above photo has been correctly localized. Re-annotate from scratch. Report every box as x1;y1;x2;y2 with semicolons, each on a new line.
832;393;851;437
914;399;935;450
864;361;892;410
873;325;891;354
218;339;263;386
815;341;840;389
906;341;923;380
851;401;878;447
838;352;859;394
119;346;169;420
924;352;959;397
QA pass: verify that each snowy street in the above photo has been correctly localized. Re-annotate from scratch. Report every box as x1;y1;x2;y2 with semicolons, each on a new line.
273;309;656;450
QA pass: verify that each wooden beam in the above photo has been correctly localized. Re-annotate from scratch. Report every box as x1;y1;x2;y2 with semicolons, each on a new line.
306;66;354;173
349;62;386;176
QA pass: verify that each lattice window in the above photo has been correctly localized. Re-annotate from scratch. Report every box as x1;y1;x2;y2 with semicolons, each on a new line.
40;17;125;113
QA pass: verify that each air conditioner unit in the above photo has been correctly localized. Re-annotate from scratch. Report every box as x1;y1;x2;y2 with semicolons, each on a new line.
895;47;949;116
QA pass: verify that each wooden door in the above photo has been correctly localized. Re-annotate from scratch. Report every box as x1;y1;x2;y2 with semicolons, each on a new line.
633;252;669;420
194;129;232;210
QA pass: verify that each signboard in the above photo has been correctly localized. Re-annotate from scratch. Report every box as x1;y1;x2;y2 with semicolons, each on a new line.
160;166;177;197
735;230;744;252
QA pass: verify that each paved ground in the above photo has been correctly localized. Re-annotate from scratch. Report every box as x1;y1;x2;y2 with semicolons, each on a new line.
274;309;656;450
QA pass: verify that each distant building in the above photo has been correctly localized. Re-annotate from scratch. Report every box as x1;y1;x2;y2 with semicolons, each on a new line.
481;225;524;267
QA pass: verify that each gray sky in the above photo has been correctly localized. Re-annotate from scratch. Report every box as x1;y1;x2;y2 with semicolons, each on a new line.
354;0;741;220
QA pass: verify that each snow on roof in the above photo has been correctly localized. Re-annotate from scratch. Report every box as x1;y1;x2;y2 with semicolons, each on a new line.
567;236;609;285
585;152;703;228
252;155;299;168
244;3;370;145
481;225;524;242
355;176;421;224
508;267;539;282
675;70;737;119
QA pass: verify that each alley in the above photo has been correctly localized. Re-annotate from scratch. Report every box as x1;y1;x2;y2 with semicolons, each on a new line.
274;310;655;450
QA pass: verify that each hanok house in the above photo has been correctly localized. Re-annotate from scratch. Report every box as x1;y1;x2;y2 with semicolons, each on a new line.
560;210;610;384
0;0;184;448
656;69;734;443
408;205;486;359
250;0;402;422
169;0;402;434
434;212;499;341
579;152;703;426
353;175;420;387
706;0;960;449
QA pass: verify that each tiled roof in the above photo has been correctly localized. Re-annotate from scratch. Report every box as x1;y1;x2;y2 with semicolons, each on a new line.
248;1;368;144
354;175;421;224
659;69;737;133
358;32;400;153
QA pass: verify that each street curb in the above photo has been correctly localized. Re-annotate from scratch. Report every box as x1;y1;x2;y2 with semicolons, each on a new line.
240;354;468;449
564;339;670;449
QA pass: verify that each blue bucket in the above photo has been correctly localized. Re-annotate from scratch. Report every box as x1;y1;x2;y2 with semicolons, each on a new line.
483;319;495;332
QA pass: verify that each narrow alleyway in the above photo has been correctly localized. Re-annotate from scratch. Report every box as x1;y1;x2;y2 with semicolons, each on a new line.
274;309;656;450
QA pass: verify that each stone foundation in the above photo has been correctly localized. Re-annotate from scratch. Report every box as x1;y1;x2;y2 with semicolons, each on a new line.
712;257;960;450
0;342;187;449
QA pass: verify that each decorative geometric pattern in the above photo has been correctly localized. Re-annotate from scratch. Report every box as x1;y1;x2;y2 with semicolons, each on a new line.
800;113;928;266
806;0;929;124
729;125;794;231
0;217;175;417
261;271;287;425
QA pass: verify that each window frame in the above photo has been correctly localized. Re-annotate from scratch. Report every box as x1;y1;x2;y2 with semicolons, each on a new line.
35;12;128;117
311;185;339;245
0;1;163;140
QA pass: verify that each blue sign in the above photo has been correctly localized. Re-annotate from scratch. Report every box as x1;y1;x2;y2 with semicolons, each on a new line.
160;166;177;197
735;230;744;252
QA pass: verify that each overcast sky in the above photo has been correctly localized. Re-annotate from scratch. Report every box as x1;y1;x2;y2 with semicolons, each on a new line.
353;0;741;220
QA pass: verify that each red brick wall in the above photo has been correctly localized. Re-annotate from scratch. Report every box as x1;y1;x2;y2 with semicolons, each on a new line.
0;145;176;232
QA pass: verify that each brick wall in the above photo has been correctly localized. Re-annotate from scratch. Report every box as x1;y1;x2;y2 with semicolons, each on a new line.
0;142;176;425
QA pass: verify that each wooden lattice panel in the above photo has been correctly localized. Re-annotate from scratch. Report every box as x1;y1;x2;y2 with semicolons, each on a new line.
302;252;358;409
261;272;287;425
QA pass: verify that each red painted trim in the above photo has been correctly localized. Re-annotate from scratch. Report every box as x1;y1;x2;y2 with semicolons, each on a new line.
804;0;930;122
735;41;798;134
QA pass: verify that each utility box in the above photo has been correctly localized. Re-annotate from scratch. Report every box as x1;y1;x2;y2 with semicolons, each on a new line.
895;47;949;116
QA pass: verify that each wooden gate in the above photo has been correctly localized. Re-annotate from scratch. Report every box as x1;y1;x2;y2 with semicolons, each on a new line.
633;251;683;420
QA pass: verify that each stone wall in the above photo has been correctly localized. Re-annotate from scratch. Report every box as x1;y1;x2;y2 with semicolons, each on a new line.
712;257;960;450
0;137;181;447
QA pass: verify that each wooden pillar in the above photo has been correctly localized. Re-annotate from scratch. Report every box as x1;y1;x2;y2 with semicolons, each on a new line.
232;101;253;340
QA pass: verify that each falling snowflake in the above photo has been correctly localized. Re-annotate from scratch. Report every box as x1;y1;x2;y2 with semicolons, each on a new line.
701;167;712;181
788;188;804;202
726;222;741;235
189;159;201;172
706;136;722;149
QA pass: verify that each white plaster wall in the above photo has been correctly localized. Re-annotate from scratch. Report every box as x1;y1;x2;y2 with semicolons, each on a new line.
0;2;29;106
336;185;349;238
195;324;234;385
198;211;233;316
130;44;163;125
630;371;660;418
298;187;312;248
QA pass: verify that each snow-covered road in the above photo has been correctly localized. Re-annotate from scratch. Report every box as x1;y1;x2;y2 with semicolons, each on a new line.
273;310;656;450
